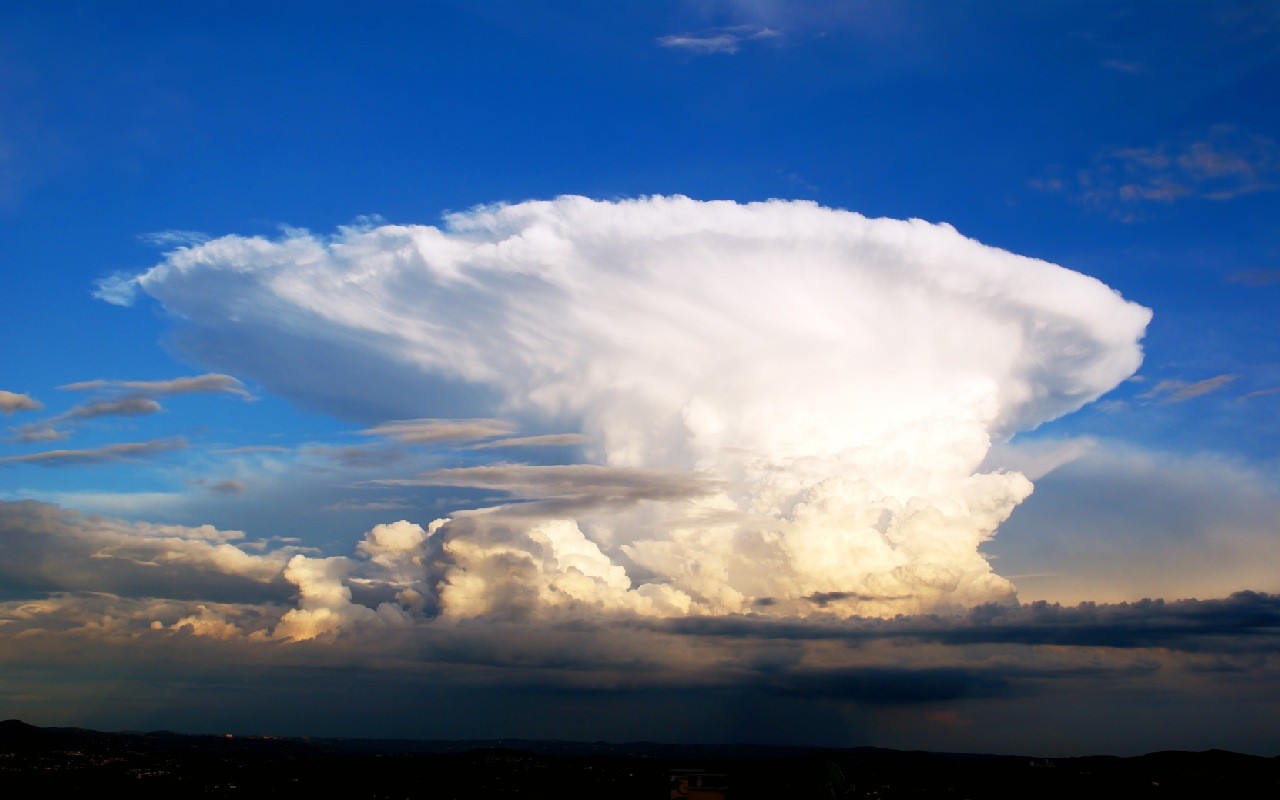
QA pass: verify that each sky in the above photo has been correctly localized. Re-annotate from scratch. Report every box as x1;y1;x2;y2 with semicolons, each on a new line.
1;1;1279;757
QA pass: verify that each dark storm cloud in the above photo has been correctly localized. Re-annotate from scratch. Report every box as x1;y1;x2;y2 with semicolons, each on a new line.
645;592;1280;654
0;499;294;603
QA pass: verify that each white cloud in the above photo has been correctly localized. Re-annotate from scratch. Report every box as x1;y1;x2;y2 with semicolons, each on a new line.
139;229;211;248
92;274;140;306
271;554;408;641
114;196;1151;617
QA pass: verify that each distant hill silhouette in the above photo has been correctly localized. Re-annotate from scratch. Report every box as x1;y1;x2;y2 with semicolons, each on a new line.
1;719;1276;798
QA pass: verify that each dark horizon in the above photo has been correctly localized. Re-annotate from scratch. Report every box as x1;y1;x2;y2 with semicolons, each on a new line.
5;718;1278;799
8;718;1280;760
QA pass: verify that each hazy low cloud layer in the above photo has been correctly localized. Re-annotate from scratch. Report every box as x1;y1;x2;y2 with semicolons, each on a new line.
3;497;1276;657
986;438;1280;604
1;498;1276;753
108;196;1152;617
0;500;291;603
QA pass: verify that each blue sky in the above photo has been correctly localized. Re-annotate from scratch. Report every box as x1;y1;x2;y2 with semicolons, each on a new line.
2;2;1279;755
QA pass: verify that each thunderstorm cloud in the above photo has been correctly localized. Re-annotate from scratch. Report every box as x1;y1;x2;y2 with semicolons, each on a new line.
105;196;1151;620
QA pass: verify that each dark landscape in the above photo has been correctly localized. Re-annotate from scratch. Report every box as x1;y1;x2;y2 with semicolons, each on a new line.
2;719;1276;799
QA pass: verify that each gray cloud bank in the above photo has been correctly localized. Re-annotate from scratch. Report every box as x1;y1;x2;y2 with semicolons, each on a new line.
100;196;1152;618
1;497;1277;754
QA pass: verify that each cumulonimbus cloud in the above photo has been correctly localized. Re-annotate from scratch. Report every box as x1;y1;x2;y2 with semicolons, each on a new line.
109;196;1152;619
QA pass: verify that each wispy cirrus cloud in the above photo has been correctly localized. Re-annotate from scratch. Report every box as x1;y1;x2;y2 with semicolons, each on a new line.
380;463;724;506
7;396;162;442
469;433;589;450
60;396;162;420
361;418;515;445
7;423;66;443
1100;58;1145;74
1141;374;1238;403
0;437;188;467
658;25;780;55
137;229;211;248
1032;126;1279;221
1227;269;1280;287
303;443;408;469
7;374;250;443
88;233;215;304
1238;387;1280;403
320;499;412;513
61;373;254;401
